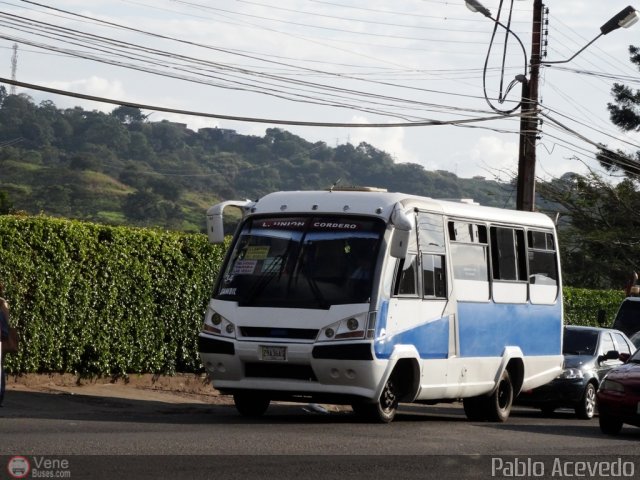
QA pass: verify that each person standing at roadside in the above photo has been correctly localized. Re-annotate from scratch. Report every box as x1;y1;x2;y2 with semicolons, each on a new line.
0;282;10;406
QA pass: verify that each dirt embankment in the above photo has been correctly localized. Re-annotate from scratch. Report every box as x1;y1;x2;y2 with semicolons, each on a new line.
5;372;232;404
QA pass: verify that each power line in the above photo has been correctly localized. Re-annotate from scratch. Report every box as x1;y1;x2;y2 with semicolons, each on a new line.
0;76;523;128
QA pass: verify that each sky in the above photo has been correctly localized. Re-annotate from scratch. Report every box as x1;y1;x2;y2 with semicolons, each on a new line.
0;0;639;185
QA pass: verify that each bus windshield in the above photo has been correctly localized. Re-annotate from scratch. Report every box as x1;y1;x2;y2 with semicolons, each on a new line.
214;215;386;309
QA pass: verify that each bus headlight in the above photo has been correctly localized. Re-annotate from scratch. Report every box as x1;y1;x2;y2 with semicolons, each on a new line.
317;312;368;341
346;318;359;331
202;308;236;339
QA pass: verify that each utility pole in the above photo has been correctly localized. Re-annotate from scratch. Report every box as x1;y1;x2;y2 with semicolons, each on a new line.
516;0;543;212
468;0;638;210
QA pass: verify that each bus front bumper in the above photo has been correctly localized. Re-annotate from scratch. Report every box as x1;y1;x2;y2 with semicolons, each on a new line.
198;333;386;402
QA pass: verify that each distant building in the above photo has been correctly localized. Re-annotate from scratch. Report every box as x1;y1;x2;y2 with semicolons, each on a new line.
161;121;188;129
198;127;237;140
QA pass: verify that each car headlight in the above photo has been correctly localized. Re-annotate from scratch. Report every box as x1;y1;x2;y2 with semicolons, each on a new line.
557;368;584;379
600;379;624;393
201;308;236;339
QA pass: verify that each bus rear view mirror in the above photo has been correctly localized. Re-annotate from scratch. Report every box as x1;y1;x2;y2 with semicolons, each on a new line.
390;228;410;258
206;212;225;243
206;200;253;243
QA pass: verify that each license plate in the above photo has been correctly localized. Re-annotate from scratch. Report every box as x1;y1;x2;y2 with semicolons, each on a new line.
260;345;287;361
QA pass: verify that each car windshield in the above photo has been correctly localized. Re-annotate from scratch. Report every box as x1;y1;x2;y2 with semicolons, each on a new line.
214;215;386;309
629;348;640;363
562;328;599;356
613;300;640;337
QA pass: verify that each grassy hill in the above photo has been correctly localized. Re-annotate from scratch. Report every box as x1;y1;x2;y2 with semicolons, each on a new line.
0;93;517;232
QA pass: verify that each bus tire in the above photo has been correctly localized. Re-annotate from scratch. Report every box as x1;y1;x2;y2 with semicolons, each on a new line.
233;392;270;417
487;370;513;422
352;376;399;423
463;396;489;421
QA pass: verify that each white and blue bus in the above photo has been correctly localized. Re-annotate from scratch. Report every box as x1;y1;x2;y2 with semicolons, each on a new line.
198;188;563;422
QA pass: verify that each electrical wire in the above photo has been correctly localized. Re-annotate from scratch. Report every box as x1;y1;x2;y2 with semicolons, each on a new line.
478;0;529;114
0;76;524;128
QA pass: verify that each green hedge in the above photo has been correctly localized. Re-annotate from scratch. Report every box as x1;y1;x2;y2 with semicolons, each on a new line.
0;215;225;376
563;287;625;327
0;215;629;376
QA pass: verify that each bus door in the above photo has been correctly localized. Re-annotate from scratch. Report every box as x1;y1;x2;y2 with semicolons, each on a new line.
380;211;452;397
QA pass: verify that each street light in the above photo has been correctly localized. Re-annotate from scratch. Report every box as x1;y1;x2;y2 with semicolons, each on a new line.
542;6;639;65
465;1;639;211
465;0;491;18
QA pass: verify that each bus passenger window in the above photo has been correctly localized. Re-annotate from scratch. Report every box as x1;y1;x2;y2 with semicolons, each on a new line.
528;230;558;304
449;221;489;302
394;255;418;296
527;231;557;285
490;227;527;281
423;254;446;298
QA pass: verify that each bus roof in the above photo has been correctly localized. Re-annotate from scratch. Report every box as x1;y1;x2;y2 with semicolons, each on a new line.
249;190;556;229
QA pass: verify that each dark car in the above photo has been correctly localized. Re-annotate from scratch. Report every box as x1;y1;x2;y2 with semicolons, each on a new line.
612;297;640;339
597;347;640;435
518;326;636;419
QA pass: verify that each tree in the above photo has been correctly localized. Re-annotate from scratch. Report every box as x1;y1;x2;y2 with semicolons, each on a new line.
538;173;640;289
597;45;640;175
537;44;640;289
111;106;146;124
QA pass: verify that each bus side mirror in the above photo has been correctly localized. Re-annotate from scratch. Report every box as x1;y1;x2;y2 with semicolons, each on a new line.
390;228;410;259
206;211;225;244
206;200;253;244
390;203;412;258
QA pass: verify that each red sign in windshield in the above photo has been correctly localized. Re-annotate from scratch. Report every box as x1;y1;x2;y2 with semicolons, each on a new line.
255;218;366;232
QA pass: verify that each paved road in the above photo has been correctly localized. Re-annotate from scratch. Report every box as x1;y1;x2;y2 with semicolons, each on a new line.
1;388;638;479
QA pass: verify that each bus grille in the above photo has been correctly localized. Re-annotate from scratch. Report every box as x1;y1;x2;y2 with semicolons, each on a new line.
244;362;318;381
240;327;319;340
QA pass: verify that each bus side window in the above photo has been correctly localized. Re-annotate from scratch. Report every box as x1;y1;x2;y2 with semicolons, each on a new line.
449;221;490;302
394;255;419;296
528;230;559;304
490;227;527;281
423;254;446;298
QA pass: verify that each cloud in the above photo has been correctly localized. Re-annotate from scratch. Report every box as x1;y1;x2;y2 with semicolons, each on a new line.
467;136;519;181
346;115;416;163
41;76;126;112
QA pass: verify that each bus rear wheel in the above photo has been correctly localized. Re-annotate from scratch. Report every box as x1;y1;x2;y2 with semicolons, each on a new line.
463;396;489;421
233;392;270;417
488;370;513;422
463;370;513;423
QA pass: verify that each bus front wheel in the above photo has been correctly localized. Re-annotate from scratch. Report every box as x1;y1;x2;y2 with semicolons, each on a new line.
352;376;399;423
233;392;270;417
